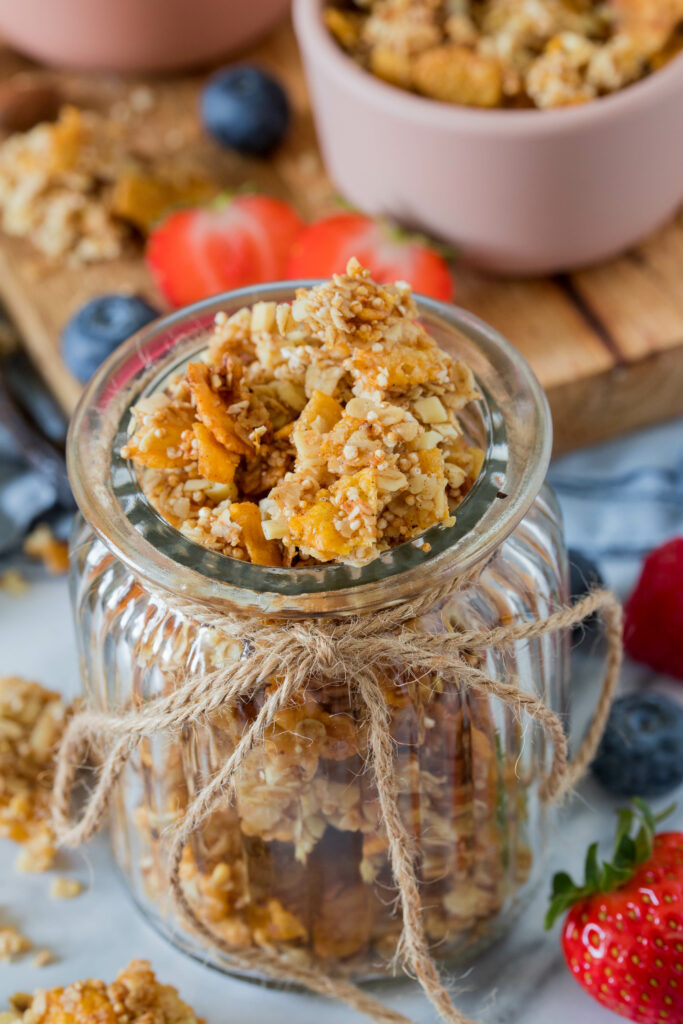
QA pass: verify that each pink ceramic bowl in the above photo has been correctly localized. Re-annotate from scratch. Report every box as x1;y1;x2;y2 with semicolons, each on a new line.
0;0;290;73
294;0;683;275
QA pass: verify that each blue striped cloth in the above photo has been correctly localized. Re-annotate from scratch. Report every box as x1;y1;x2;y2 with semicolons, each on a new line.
549;418;683;595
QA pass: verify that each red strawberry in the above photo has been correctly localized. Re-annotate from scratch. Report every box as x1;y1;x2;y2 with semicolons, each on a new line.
146;194;305;307
546;800;683;1023
285;212;454;302
624;537;683;681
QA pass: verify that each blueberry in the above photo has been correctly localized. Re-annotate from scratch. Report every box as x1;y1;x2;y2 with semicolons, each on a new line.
61;295;158;383
591;693;683;797
201;65;290;157
568;548;604;641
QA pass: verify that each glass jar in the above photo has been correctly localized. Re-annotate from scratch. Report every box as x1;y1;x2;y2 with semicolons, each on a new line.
67;284;568;982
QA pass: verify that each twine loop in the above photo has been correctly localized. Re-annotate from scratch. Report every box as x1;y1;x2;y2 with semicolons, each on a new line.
51;580;623;1024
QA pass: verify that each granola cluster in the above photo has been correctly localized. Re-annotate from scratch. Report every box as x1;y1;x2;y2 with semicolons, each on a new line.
326;0;683;109
0;676;66;873
2;960;203;1024
134;650;531;971
122;259;483;567
0;105;214;264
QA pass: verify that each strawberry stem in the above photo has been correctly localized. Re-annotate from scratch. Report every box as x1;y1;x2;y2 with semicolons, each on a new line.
545;799;675;929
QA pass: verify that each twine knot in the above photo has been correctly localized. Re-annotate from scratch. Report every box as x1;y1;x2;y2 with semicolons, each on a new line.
51;582;623;1024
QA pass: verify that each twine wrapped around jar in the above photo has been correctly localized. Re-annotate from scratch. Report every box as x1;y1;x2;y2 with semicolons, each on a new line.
52;578;622;1024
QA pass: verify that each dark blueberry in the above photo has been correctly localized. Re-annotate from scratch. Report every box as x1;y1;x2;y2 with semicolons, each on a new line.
61;295;159;383
201;65;290;157
568;548;604;641
591;693;683;797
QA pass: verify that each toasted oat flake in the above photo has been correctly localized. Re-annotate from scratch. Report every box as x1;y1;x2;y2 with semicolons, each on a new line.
325;0;683;109
122;260;483;567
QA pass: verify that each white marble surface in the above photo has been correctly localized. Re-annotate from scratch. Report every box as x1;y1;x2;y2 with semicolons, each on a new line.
2;417;683;1022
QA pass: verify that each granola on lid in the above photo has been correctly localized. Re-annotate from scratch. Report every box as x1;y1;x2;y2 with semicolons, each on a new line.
122;258;483;567
325;0;683;110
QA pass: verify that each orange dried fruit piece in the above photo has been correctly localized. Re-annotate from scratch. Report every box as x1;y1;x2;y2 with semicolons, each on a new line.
412;45;503;107
111;169;217;233
122;403;195;470
248;898;308;945
47;105;87;173
186;362;253;457
330;467;378;520
293;390;344;463
230;502;282;566
349;335;450;392
295;390;344;435
193;422;241;485
289;494;352;562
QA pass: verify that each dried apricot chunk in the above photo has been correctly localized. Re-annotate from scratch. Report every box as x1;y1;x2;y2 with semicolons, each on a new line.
122;402;194;470
111;170;217;233
229;502;282;566
289;495;352;562
412;45;503;107
187;362;253;457
193;422;241;485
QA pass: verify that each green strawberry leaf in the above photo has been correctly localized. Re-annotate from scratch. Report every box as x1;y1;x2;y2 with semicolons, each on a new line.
544;799;675;930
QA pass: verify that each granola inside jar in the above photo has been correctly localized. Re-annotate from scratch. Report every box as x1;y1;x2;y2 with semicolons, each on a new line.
67;268;568;981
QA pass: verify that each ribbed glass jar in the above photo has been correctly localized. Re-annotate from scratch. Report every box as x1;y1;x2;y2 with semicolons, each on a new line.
67;284;568;981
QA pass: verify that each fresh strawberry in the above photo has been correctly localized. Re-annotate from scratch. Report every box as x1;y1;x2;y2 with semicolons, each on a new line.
624;537;683;681
285;212;454;302
146;194;305;307
546;800;683;1023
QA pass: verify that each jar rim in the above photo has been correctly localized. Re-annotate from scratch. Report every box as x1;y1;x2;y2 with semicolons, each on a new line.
67;281;552;615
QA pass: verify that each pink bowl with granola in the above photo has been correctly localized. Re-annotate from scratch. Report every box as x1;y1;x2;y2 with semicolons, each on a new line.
294;0;683;274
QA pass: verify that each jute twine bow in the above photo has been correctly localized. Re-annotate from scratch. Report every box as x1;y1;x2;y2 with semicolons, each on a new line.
52;579;622;1024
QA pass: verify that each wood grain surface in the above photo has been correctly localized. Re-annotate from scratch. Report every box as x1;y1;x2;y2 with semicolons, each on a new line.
0;20;682;454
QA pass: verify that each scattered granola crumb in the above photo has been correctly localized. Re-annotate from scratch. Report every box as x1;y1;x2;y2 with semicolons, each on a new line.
5;960;204;1022
0;926;31;962
49;877;83;900
0;676;66;872
0;570;28;595
23;524;69;575
31;949;53;968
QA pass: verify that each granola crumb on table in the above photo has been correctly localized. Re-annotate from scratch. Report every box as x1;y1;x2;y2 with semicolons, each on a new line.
2;960;204;1024
23;525;69;576
0;676;66;872
122;258;483;567
49;877;83;900
325;0;683;109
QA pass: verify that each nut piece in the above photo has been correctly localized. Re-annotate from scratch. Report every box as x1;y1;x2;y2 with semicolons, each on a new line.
49;877;83;900
0;80;61;133
413;45;503;107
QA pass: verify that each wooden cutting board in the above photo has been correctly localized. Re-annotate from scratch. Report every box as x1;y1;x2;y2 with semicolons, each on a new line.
1;21;682;455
